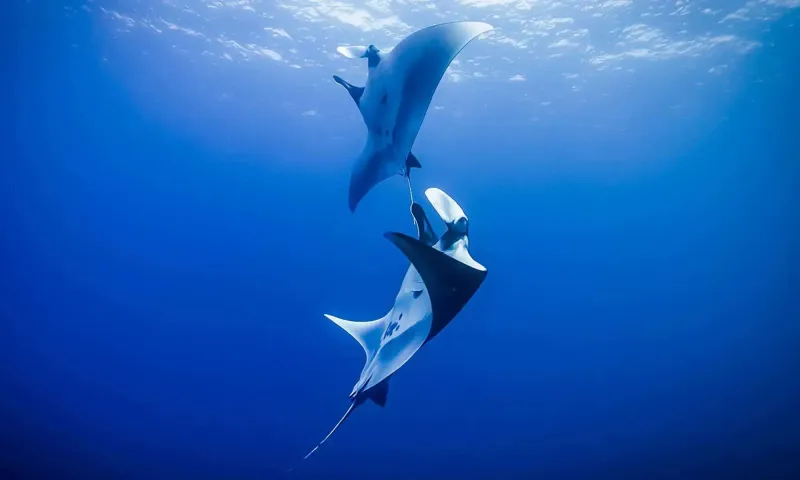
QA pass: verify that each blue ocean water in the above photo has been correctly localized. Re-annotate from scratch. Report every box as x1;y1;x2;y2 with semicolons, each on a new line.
4;1;799;479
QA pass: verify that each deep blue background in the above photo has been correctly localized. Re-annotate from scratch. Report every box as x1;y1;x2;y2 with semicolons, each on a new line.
4;2;799;479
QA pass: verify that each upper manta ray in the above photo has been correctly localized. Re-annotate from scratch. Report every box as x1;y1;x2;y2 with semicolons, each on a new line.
332;21;494;212
294;188;488;466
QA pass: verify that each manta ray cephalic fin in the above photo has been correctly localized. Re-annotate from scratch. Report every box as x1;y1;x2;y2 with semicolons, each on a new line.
336;45;368;59
332;75;364;106
425;187;466;232
411;202;438;246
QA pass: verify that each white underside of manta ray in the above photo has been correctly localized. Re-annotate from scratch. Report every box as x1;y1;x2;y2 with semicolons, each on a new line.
294;188;488;466
332;21;494;212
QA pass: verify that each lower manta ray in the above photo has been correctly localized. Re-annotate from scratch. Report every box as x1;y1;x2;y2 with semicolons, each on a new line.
332;21;494;212
295;188;488;466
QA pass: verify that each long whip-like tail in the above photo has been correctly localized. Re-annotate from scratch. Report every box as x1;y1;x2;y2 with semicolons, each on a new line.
406;173;418;236
286;401;358;473
405;172;415;207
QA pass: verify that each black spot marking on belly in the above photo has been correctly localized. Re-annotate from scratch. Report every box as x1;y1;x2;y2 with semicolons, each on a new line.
380;93;388;105
383;320;400;340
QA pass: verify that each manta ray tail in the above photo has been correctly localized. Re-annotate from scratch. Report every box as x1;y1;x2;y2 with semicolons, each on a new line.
406;174;414;206
303;401;356;460
404;152;421;208
287;401;358;473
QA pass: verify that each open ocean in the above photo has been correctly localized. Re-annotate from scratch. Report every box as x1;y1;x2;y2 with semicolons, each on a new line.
4;1;799;479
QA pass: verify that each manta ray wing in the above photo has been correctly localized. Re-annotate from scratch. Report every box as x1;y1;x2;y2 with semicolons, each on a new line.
384;232;487;342
348;141;398;212
324;313;387;372
390;22;494;159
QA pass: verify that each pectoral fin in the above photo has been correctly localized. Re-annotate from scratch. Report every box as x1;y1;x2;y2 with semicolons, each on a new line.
384;232;487;341
348;141;401;212
389;22;494;151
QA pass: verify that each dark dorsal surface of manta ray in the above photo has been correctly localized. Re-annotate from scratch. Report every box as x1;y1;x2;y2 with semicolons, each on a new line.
295;188;487;466
332;21;494;212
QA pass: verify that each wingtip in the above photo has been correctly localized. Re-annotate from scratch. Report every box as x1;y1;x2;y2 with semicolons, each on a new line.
383;232;425;258
383;231;401;242
463;21;494;36
348;188;362;213
476;23;494;39
383;232;408;251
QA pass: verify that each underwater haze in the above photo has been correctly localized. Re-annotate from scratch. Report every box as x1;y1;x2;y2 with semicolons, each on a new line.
4;1;799;479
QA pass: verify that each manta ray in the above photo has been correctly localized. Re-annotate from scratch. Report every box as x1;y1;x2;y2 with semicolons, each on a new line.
332;21;494;212
294;188;488;466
